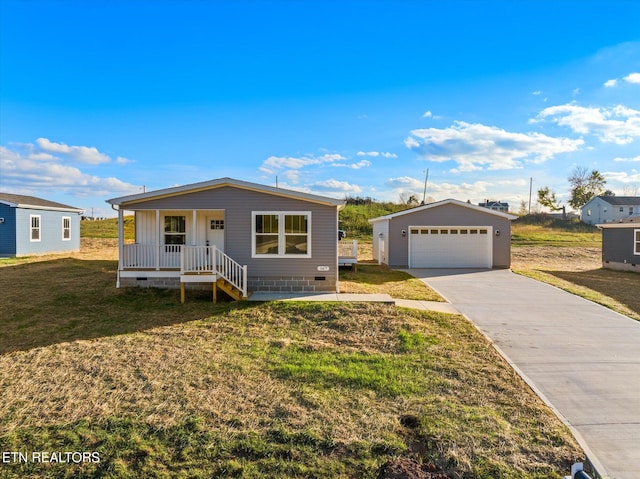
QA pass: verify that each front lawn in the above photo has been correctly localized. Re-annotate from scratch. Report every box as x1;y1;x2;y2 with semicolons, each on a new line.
0;259;584;478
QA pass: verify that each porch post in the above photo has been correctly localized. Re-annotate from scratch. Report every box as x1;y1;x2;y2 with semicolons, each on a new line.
192;210;197;245
156;210;161;270
117;207;124;287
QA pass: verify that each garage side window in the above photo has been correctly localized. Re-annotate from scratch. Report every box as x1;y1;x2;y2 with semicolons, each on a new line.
62;216;71;241
635;229;640;255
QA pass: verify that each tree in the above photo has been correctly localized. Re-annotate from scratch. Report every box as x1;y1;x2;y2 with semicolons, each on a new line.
537;186;566;218
568;167;606;209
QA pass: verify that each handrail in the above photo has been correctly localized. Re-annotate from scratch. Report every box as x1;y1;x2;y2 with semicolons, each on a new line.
214;248;248;298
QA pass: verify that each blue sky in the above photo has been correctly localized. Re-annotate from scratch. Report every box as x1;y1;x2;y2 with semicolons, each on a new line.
1;0;639;217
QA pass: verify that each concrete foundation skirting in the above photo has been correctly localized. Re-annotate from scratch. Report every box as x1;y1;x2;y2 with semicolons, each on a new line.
120;277;212;290
248;275;337;293
603;261;639;272
119;275;337;293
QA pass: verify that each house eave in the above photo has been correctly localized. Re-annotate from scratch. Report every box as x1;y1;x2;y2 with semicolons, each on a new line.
0;201;84;214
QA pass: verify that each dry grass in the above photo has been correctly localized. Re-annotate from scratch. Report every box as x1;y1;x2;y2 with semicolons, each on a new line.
340;264;443;301
0;248;583;477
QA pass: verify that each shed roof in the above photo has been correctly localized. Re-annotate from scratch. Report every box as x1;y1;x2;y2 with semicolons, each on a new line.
369;198;518;223
106;177;345;208
598;215;640;228
0;193;84;213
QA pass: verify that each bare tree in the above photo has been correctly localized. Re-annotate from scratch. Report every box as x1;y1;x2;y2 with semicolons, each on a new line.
622;184;640;196
568;167;606;209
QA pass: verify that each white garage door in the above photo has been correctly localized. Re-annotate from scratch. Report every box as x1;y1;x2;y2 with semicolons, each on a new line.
409;226;492;268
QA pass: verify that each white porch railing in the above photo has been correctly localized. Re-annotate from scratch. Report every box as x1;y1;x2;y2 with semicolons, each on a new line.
338;239;358;259
121;244;248;298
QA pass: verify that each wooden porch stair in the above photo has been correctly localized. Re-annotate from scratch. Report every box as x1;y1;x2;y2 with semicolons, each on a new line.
215;277;249;302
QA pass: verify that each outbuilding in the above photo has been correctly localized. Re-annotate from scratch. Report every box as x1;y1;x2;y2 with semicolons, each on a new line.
0;193;84;257
369;199;516;269
598;216;640;272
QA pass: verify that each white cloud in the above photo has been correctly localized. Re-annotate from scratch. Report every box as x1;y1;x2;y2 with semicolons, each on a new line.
604;79;618;88
422;110;433;118
623;72;640;84
36;138;112;165
534;103;640;144
116;156;133;165
385;176;424;190
532;90;542;95
259;153;346;174
356;151;397;158
603;170;640;183
613;155;640;162
385;176;495;200
405;121;582;172
0;145;139;197
572;88;581;96
312;179;362;194
333;159;372;170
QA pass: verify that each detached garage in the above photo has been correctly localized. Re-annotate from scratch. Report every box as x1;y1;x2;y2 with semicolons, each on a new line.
369;199;516;269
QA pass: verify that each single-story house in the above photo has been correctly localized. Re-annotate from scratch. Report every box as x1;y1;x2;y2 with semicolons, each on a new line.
369;199;517;268
581;195;640;225
106;178;345;299
0;193;84;257
598;215;640;272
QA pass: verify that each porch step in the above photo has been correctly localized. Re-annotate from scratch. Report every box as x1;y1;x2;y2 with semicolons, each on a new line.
216;278;249;301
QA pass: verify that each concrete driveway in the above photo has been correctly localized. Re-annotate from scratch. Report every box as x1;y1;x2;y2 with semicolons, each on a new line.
406;268;640;479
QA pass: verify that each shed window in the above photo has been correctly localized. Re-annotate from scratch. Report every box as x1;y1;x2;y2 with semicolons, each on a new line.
164;216;186;245
253;212;311;257
635;229;640;256
62;217;71;240
30;215;41;242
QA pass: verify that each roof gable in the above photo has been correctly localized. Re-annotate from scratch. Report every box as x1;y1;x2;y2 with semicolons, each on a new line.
369;198;518;223
106;177;345;208
0;193;83;212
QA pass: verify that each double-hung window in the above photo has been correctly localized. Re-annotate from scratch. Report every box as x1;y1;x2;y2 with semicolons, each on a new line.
30;215;41;242
164;215;186;245
635;229;640;256
62;217;71;240
253;212;310;257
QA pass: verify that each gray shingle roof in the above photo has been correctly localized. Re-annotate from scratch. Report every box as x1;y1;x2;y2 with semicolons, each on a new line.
598;195;640;206
0;193;83;211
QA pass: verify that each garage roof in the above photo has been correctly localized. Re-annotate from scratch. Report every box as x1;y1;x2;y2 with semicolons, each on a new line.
369;198;518;223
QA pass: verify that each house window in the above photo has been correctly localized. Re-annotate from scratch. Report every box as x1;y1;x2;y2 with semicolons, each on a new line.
620;207;624;212
30;215;41;242
210;219;224;230
635;229;640;256
62;217;71;240
630;207;634;215
253;212;311;257
164;215;186;245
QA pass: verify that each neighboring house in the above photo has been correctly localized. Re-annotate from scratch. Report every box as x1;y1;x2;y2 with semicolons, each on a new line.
581;196;640;225
0;193;83;257
478;200;509;213
106;178;345;298
598;215;640;272
369;199;517;269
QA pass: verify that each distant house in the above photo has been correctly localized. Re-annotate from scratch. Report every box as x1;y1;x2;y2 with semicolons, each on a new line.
369;199;516;269
598;215;640;272
478;200;509;213
581;196;640;225
0;193;84;257
106;178;345;299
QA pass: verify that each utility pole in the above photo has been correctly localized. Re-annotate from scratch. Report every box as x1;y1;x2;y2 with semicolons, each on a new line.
421;169;429;205
528;177;532;214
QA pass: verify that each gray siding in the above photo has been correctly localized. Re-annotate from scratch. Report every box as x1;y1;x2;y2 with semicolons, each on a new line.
14;208;81;256
0;204;17;256
121;186;339;290
386;203;511;268
602;228;638;264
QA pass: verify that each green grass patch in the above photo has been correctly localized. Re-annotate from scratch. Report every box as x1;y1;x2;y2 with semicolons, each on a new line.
0;260;584;478
339;264;443;301
81;216;134;239
511;215;601;247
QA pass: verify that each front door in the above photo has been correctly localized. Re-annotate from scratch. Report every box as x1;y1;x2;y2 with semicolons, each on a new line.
206;216;225;252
